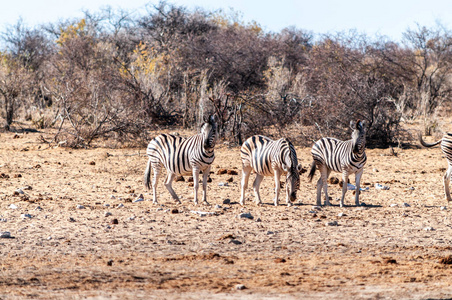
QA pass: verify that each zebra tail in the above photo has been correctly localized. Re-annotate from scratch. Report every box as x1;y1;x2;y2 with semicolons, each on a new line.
143;158;152;190
418;132;442;148
307;160;317;182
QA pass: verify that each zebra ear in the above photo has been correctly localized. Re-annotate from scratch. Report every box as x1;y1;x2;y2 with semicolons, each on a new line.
296;164;302;172
358;120;365;130
209;114;216;125
350;120;356;130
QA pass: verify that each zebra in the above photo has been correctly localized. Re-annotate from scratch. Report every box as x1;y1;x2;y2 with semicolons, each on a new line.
419;132;452;202
240;135;302;206
143;115;217;205
308;120;367;207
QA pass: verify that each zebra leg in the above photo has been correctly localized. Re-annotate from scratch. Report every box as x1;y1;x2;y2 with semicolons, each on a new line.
151;164;161;204
321;167;331;206
201;166;211;205
240;165;252;206
444;165;452;202
316;177;323;206
354;169;364;206
252;174;264;206
273;169;281;206
164;172;181;204
340;172;349;207
192;167;201;205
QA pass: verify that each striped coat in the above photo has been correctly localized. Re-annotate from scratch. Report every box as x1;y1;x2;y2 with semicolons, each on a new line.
240;135;301;206
419;132;452;202
144;115;217;205
308;120;367;207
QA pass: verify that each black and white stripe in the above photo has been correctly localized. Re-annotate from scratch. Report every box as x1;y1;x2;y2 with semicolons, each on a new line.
144;115;217;205
419;132;452;202
240;135;301;206
308;120;367;207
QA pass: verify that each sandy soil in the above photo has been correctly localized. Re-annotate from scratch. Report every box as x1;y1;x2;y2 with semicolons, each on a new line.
1;128;452;299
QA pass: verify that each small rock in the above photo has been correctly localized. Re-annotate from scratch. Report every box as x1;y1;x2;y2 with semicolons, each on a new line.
156;207;164;211
235;284;247;290
347;183;356;190
9;204;18;210
116;203;124;208
21;214;32;219
338;212;346;217
133;197;144;203
190;210;214;217
110;195;116;199
35;206;43;211
111;218;119;225
14;189;24;195
171;208;179;214
402;203;411;207
238;213;254;220
214;204;222;209
128;216;136;221
424;226;434;231
390;203;398;207
105;212;112;217
267;231;275;235
274;258;286;263
328;177;339;184
0;232;12;238
375;183;390;190
216;169;227;175
227;170;238;175
226;177;234;182
312;206;322;211
76;205;85;209
326;221;338;226
107;259;113;266
218;182;229;187
104;203;111;207
223;199;231;204
255;218;262;222
441;206;447;210
68;217;76;222
89;161;96;165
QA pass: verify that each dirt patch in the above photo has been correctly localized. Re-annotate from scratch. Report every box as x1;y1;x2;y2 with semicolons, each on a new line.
1;129;452;299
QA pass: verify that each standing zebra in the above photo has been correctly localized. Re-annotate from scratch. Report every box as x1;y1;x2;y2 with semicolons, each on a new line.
308;120;367;207
240;135;302;206
419;132;452;202
144;115;217;205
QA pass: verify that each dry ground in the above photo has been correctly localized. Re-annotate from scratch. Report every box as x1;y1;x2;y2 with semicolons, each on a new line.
1;128;452;299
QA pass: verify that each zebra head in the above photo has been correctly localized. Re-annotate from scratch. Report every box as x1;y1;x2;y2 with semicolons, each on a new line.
350;119;366;155
201;114;217;150
282;140;302;202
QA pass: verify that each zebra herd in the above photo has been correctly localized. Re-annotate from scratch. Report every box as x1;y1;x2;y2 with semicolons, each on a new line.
143;115;452;206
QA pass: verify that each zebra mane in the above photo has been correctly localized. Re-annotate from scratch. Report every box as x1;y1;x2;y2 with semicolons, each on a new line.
283;138;298;172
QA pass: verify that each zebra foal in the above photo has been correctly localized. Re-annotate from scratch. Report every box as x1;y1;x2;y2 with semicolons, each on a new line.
419;132;452;202
143;115;217;205
240;136;302;206
308;120;367;207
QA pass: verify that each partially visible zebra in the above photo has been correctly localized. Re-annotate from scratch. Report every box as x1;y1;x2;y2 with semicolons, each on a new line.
240;136;302;206
308;120;367;207
419;132;452;202
144;115;217;205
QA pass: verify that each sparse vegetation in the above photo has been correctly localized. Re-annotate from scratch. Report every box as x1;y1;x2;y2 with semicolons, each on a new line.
0;2;451;147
